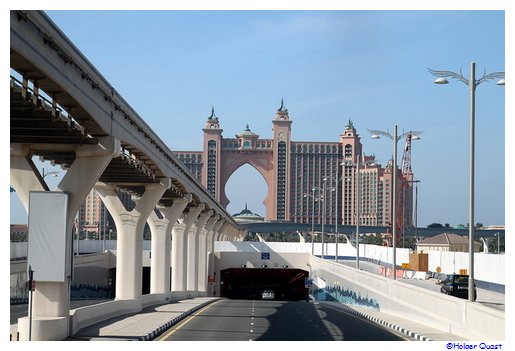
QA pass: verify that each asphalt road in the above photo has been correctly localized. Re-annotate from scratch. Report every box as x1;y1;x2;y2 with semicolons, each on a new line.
158;299;405;341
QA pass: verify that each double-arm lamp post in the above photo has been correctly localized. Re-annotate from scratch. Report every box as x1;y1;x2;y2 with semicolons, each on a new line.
303;188;318;256
344;158;362;269
321;179;327;259
407;179;421;239
320;174;340;262
42;167;59;179
321;175;346;261
429;62;504;301
368;127;421;280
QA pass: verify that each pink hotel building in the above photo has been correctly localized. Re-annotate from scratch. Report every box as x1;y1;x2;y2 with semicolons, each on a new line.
174;101;415;230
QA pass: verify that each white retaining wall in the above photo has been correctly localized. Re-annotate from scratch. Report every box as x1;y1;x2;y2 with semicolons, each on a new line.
216;241;505;285
11;241;505;285
311;257;504;340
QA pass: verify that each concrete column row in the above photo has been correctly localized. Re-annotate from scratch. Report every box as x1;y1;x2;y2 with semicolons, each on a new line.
10;136;240;340
96;186;232;300
11;137;119;340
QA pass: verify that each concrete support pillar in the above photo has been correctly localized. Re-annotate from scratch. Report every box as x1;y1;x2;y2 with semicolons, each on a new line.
231;227;241;241
225;226;234;241
13;137;118;340
147;210;169;294
233;227;241;241
148;194;191;294
10;146;45;210
227;225;236;241
198;215;218;293
172;204;204;293
217;223;227;241
96;178;170;300
237;229;247;241
209;219;225;262
218;223;232;241
208;219;225;296
217;224;225;241
208;219;225;273
187;210;212;293
171;222;186;294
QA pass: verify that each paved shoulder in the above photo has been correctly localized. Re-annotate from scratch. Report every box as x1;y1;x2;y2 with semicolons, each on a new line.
319;301;467;341
70;297;219;341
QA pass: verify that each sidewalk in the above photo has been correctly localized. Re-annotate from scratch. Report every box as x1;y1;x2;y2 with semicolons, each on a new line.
67;297;219;341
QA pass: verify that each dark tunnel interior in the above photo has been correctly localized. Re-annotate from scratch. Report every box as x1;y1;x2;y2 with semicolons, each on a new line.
220;268;309;301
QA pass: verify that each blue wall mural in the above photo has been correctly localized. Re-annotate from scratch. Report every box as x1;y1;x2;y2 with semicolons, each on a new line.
314;284;380;310
71;284;113;299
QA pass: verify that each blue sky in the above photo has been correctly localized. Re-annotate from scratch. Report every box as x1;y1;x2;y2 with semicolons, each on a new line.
9;8;507;227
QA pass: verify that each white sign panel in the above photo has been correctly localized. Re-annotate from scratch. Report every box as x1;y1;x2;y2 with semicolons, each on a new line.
27;191;69;282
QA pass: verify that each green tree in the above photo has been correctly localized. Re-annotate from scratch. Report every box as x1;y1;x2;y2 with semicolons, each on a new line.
427;223;443;228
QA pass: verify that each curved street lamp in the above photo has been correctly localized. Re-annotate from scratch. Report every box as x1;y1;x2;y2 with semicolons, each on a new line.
42;167;59;179
368;127;422;280
344;157;361;270
303;187;319;256
429;62;504;302
321;178;327;259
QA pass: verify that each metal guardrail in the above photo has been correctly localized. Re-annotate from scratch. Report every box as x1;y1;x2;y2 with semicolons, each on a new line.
10;75;85;136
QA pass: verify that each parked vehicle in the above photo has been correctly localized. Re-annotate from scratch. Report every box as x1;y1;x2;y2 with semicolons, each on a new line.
261;290;274;300
440;274;476;300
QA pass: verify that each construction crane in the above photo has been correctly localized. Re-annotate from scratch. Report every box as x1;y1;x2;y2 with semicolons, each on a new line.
397;131;422;245
401;132;422;176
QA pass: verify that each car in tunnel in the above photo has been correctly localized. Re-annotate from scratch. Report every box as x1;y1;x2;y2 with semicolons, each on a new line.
261;290;275;300
220;267;309;301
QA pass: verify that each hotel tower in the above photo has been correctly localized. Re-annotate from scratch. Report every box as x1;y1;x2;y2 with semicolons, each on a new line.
174;101;415;232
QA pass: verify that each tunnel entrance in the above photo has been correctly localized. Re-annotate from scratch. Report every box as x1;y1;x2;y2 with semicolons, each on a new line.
220;268;309;301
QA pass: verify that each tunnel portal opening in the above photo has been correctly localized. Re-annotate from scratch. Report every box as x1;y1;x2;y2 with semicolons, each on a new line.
220;268;309;301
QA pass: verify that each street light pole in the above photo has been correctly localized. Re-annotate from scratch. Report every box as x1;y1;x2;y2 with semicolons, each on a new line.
311;188;316;256
356;155;361;270
321;179;326;259
429;62;504;302
392;126;398;279
370;126;399;279
368;126;422;280
42;167;59;179
102;206;107;252
408;179;421;238
335;164;339;262
304;188;317;256
468;63;476;297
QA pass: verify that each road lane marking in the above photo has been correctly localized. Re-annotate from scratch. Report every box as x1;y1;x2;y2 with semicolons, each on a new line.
156;299;223;341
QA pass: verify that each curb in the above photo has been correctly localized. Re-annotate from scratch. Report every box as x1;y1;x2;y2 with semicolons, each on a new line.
139;298;221;341
321;302;433;341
